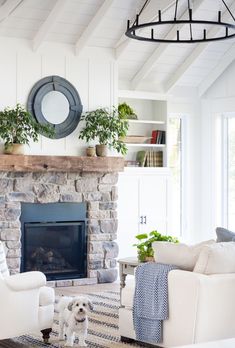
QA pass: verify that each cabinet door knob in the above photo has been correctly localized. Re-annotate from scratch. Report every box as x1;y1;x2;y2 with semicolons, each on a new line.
140;216;143;224
144;216;147;224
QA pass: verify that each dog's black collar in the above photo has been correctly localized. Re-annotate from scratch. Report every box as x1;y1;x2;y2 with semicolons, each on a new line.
75;318;86;323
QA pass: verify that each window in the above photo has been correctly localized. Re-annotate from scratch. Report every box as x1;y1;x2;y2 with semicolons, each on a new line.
223;114;235;230
168;116;184;236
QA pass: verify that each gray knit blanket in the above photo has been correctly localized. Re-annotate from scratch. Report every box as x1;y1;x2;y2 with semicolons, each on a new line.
133;262;178;344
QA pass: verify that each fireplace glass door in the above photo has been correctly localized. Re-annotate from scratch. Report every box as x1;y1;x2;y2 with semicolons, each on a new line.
22;221;86;280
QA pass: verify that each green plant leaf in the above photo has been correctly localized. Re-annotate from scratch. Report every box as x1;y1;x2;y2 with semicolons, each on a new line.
135;233;148;240
0;103;55;147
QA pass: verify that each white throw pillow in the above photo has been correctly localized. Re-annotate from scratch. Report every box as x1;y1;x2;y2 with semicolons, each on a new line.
152;240;215;271
194;242;235;274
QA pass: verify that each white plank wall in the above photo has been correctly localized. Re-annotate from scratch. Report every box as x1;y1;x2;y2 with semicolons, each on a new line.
0;39;117;156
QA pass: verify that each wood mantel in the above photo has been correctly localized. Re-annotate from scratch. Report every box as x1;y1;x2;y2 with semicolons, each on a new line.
0;155;124;173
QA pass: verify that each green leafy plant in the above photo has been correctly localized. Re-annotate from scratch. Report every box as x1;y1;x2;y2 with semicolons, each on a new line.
0;104;54;149
133;230;179;262
79;107;129;155
118;102;137;120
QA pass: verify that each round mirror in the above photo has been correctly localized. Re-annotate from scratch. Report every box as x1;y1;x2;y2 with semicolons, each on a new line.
41;91;70;124
27;75;83;139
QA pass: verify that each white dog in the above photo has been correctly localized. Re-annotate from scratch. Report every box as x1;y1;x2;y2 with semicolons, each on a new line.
58;296;93;347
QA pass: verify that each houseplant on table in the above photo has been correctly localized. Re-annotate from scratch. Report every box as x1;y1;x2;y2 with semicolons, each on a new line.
78;107;129;156
134;230;179;262
0;104;54;154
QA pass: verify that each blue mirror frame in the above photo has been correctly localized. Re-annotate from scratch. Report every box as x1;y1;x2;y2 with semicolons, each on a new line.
27;75;83;139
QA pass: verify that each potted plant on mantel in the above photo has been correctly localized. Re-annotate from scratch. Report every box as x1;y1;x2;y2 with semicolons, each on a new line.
0;104;54;155
134;230;179;262
78;107;129;156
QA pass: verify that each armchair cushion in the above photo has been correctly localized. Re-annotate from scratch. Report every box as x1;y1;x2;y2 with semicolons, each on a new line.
4;271;46;291
39;286;55;306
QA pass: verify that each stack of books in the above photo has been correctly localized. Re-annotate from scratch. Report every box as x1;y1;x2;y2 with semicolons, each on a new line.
150;130;166;144
136;151;163;167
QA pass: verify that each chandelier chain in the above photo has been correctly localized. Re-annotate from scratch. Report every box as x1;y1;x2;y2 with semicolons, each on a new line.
134;0;150;25
222;0;235;21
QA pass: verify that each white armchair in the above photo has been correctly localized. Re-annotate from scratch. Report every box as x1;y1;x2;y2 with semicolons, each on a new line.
0;242;55;343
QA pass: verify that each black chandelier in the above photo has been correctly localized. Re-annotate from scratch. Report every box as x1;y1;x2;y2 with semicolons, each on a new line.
125;0;235;43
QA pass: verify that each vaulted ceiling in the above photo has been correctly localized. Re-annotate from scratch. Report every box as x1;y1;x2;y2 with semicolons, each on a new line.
0;0;235;95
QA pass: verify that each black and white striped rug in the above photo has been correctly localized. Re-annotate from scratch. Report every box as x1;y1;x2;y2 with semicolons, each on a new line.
0;291;144;348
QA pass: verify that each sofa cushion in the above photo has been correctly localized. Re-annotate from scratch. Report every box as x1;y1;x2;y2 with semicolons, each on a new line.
39;286;55;306
216;227;235;242
194;242;235;274
152;240;215;271
0;242;9;278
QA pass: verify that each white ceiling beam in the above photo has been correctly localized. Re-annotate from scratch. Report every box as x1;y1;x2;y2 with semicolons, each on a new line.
164;3;235;93
75;0;115;55
0;0;23;23
131;0;205;90
164;43;207;92
32;0;68;51
198;44;235;97
115;0;175;59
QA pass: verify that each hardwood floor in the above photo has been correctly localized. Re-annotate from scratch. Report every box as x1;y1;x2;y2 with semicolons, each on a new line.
55;281;120;296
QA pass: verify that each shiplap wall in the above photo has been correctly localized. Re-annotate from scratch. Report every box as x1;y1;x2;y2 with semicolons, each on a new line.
0;38;117;155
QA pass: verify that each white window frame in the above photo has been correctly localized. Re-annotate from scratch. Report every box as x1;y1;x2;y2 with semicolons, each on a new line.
168;113;187;237
222;112;235;228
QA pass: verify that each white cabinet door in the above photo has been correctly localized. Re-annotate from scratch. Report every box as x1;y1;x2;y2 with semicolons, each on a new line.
139;176;168;234
117;174;140;258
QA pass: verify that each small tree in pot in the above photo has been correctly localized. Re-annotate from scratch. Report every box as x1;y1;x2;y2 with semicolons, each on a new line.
0;104;54;154
79;107;129;156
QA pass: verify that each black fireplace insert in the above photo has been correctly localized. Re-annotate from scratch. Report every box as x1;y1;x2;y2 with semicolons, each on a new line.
20;202;87;281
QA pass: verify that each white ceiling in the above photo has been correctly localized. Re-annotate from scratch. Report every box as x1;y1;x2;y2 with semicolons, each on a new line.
0;0;235;94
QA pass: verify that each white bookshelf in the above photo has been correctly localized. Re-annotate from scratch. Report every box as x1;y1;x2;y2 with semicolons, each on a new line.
128;119;165;125
119;91;168;167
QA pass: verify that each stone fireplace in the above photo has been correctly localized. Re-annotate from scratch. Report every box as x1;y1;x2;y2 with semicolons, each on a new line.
0;154;123;286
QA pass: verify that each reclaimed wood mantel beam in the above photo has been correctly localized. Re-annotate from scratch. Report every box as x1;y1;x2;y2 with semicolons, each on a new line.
0;155;124;173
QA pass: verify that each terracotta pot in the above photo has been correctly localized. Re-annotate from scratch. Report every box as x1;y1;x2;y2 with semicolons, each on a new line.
96;144;108;157
4;144;25;155
86;146;96;157
145;256;155;262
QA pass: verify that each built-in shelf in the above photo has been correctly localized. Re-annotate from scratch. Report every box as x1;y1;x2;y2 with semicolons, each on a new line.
125;144;165;148
128;119;165;125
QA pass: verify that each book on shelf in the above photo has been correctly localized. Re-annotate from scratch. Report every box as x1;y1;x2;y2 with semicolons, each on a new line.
150;130;158;144
151;130;166;144
136;150;163;167
136;151;148;167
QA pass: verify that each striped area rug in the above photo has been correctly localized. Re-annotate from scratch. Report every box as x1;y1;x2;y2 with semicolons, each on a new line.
0;291;144;348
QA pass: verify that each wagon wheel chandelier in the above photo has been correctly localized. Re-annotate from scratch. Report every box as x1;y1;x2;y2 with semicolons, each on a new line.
125;0;235;43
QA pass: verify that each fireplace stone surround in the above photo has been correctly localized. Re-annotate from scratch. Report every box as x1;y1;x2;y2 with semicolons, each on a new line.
0;169;120;286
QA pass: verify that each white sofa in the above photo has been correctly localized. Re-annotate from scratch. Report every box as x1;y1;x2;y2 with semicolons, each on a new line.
119;270;235;347
0;242;55;343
